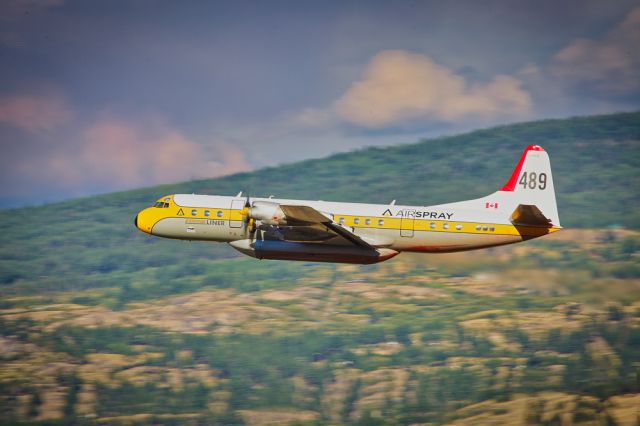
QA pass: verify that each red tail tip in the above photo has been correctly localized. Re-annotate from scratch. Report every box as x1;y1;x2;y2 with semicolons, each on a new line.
500;145;545;191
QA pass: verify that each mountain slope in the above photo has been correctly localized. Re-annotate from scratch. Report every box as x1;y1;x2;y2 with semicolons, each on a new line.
0;111;638;292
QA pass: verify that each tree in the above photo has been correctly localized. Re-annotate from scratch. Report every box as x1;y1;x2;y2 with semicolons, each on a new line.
342;379;362;423
394;324;412;346
63;373;82;418
28;389;42;418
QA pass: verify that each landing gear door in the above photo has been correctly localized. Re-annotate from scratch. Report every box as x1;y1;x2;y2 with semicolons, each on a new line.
400;209;415;237
230;199;246;228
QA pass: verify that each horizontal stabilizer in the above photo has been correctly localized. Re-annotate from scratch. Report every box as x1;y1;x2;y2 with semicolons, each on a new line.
510;204;553;227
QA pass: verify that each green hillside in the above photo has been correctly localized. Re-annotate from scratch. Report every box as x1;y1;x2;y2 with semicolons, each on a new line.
1;112;639;293
0;113;639;425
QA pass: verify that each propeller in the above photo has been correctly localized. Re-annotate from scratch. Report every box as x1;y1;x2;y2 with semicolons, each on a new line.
238;190;257;237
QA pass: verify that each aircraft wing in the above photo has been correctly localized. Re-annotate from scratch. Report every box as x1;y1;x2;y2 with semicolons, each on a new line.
275;205;377;249
279;205;332;224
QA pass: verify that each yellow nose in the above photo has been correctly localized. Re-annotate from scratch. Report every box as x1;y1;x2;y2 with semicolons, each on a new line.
135;208;154;234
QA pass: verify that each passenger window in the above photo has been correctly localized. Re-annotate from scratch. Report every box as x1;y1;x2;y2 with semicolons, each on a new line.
365;218;371;225
216;210;223;218
430;222;436;229
191;209;197;216
339;217;345;225
482;226;488;231
489;227;495;232
204;210;210;217
443;223;449;230
455;224;462;230
475;225;482;231
354;218;360;225
378;219;384;226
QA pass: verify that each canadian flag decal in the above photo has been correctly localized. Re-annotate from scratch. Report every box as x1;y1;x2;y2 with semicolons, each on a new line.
485;202;499;209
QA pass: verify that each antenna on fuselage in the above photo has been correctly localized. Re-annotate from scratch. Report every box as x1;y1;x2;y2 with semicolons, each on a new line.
390;200;396;206
236;191;243;197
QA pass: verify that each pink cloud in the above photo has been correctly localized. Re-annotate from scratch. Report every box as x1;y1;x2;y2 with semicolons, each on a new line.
0;94;73;132
42;118;251;192
206;143;252;177
333;50;532;128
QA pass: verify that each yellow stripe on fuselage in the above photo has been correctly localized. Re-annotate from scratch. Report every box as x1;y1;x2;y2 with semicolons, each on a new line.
145;196;558;239
332;214;559;238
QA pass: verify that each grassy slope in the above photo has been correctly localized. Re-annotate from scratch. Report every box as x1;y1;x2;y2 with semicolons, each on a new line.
0;229;638;424
0;112;638;291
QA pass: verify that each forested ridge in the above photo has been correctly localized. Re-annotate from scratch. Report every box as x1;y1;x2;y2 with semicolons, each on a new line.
1;111;638;292
0;112;639;425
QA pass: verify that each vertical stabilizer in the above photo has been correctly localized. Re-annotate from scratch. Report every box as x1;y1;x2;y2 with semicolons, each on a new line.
442;145;561;228
497;145;560;227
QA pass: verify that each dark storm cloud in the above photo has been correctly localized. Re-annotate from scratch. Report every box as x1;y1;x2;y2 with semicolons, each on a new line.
0;0;638;206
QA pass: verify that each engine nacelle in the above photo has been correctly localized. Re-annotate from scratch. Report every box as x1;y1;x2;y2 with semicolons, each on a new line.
248;201;287;225
228;239;399;264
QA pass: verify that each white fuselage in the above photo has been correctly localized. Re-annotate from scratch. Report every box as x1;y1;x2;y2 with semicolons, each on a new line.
142;194;551;254
134;145;561;264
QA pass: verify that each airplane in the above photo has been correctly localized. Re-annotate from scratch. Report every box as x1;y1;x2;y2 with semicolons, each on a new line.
135;145;561;264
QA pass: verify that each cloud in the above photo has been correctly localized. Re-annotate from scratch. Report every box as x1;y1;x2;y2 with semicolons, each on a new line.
9;117;251;198
333;50;532;128
552;7;640;94
0;94;73;132
80;120;205;187
205;143;252;177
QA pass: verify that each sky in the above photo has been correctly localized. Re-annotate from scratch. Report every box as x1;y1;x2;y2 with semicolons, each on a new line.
0;0;639;207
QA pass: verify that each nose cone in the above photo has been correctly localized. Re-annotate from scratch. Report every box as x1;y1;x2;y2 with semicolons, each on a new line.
135;208;154;234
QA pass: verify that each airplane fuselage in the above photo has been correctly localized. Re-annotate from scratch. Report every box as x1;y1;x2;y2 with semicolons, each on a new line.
135;145;561;264
136;195;558;263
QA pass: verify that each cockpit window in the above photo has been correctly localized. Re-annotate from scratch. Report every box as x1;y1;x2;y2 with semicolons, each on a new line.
163;203;169;208
153;202;164;208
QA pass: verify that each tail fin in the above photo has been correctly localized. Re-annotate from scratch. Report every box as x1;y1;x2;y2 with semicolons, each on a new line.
436;145;561;228
497;145;560;227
